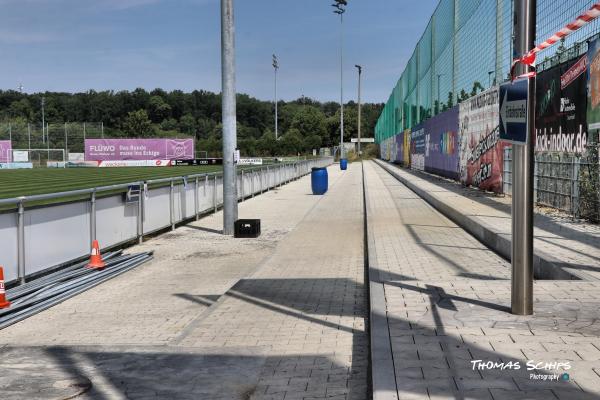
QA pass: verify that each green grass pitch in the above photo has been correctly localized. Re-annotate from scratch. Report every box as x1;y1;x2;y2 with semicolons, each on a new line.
0;166;224;201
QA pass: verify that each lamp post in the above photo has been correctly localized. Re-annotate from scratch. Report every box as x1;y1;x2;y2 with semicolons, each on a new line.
273;54;279;140
332;0;347;162
221;0;238;235
355;64;362;157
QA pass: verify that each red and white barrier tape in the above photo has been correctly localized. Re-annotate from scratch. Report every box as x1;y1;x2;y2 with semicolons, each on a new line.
511;2;600;80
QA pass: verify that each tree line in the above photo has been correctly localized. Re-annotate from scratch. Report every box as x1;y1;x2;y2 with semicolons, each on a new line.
0;89;383;156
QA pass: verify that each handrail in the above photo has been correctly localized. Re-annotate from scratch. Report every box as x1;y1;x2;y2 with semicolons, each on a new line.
0;157;332;206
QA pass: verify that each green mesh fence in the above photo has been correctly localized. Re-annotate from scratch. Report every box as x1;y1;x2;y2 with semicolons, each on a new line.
375;0;600;144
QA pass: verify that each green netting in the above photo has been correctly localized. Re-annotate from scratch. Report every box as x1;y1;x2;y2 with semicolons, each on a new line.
375;0;600;144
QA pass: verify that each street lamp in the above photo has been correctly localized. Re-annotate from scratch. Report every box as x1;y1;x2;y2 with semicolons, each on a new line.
332;0;346;163
272;54;279;140
355;65;362;157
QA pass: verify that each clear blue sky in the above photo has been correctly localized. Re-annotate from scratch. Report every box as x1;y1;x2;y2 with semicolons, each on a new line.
0;0;438;103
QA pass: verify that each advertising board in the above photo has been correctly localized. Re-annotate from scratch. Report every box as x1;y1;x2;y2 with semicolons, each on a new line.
85;139;194;161
0;141;12;163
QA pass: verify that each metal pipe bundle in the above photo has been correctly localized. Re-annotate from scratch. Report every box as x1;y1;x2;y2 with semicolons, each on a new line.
0;251;153;330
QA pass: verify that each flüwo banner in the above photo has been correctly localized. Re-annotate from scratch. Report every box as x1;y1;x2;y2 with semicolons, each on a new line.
85;139;194;161
0;141;12;163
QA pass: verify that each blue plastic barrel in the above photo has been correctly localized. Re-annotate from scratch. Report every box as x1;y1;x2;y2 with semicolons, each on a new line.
311;167;328;195
340;158;348;170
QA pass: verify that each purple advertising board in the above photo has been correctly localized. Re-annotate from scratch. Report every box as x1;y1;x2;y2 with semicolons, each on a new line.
0;140;12;163
410;106;460;180
85;139;194;161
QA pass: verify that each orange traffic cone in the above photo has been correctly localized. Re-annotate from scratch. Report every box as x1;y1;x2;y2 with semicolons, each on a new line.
86;240;106;270
0;266;11;309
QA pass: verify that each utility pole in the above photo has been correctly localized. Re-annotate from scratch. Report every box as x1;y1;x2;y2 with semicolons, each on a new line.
511;0;536;316
355;65;362;157
273;54;279;140
221;0;238;235
332;0;347;160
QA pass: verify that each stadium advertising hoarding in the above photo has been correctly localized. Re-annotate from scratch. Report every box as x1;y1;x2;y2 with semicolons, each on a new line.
536;56;588;153
97;160;172;168
588;37;600;130
459;86;508;193
0;140;12;163
411;106;460;179
85;139;194;161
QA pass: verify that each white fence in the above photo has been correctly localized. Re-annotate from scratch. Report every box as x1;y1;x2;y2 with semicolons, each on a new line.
0;158;332;284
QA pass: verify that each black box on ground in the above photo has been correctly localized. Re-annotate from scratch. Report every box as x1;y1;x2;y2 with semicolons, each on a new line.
234;219;261;238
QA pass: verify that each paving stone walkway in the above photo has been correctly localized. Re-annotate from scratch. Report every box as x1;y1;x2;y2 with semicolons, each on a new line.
0;162;368;400
365;160;600;400
375;160;600;281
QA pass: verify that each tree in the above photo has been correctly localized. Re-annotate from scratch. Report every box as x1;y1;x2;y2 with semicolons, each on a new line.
123;109;153;137
290;105;327;138
179;114;196;134
149;95;171;122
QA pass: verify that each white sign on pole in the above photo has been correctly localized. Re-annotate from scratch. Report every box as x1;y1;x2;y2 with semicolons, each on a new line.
351;138;375;143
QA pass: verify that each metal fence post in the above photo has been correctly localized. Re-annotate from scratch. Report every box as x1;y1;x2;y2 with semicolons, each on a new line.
251;170;255;197
214;175;218;213
170;179;175;231
266;166;270;191
137;183;143;243
241;170;245;201
90;190;97;247
195;177;200;220
17;199;25;285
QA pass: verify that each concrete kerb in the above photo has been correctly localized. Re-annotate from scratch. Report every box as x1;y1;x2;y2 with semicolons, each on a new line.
362;161;399;400
373;159;593;282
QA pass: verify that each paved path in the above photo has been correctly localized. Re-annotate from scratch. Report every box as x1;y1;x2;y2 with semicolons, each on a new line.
0;162;368;400
364;160;600;400
374;160;600;281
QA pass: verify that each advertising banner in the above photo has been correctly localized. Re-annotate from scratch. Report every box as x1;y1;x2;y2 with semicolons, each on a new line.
459;86;508;193
411;107;460;179
0;140;12;163
12;150;29;162
588;37;600;130
97;160;172;168
173;158;223;166
410;125;425;171
395;131;405;165
238;158;263;165
403;129;410;167
536;56;588;153
85;139;194;161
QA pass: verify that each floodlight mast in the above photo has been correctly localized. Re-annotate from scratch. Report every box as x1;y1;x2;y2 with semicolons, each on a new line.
331;0;347;160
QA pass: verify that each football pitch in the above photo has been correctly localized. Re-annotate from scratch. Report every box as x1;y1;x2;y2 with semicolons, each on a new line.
0;166;224;200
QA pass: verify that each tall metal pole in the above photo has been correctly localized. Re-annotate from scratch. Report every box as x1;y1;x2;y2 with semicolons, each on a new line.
273;54;279;140
339;12;344;159
355;65;362;157
221;0;238;235
511;0;535;316
437;74;442;112
41;97;45;144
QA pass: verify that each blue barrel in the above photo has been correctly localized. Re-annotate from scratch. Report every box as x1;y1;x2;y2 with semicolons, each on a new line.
340;158;348;170
311;167;328;195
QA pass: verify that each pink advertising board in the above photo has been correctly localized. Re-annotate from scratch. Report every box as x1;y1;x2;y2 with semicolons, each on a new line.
0;140;12;163
85;139;194;161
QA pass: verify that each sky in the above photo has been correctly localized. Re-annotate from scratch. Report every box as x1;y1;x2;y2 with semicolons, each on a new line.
0;0;439;103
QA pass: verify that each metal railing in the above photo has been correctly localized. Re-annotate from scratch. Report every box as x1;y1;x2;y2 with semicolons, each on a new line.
0;157;333;284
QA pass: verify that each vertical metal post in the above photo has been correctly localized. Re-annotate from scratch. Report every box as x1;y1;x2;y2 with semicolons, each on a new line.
28;124;31;151
170;179;175;231
137;184;143;243
251;170;255;197
65;122;68;154
90;190;96;247
214;175;218;213
221;0;238;235
83;122;86;141
101;122;104;139
273;54;279;140
266;166;269;191
358;67;362;156
241;169;245;201
17;200;25;285
41;97;45;144
339;12;345;159
195;177;200;220
511;0;535;316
